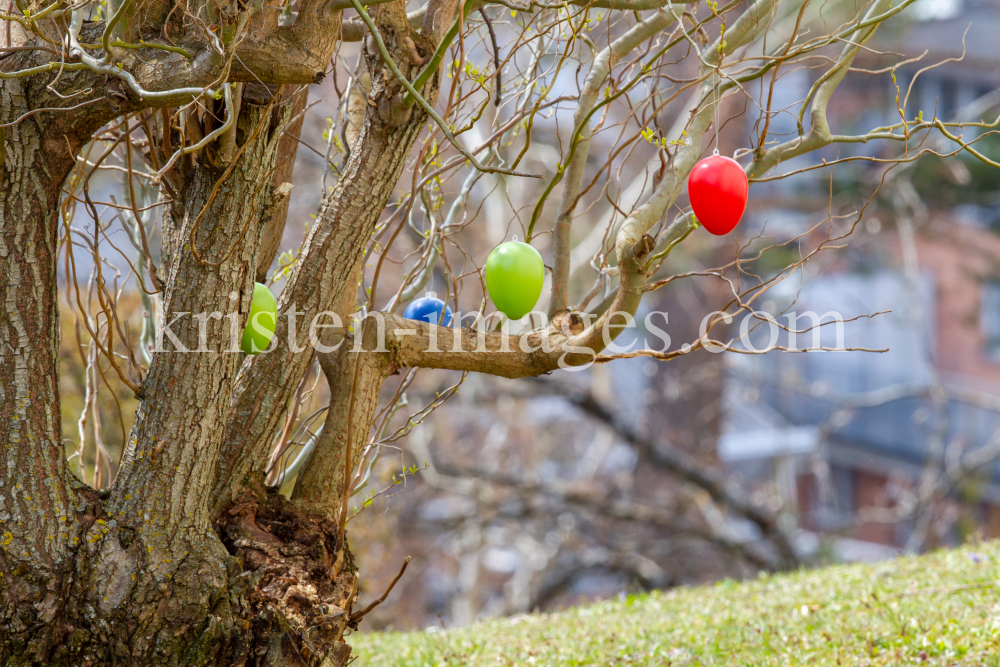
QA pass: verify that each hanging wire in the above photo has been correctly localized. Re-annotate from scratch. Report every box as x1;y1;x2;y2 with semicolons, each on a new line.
713;66;721;157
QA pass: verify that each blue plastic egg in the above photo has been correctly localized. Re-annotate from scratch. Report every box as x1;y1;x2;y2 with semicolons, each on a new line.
404;293;453;326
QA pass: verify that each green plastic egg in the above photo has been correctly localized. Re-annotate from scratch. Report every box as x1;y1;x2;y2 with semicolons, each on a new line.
241;282;278;354
485;239;545;320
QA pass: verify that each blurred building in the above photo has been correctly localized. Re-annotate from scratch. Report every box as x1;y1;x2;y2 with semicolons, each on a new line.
720;0;1000;556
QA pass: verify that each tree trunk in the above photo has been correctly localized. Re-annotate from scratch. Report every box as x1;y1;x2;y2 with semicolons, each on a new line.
1;5;439;662
0;66;79;570
0;76;357;666
292;322;395;516
0;50;122;659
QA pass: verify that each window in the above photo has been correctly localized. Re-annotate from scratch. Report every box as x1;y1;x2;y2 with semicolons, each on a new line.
980;281;1000;363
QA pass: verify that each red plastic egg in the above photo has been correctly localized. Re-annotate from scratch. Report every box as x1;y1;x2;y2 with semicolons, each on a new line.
687;154;748;236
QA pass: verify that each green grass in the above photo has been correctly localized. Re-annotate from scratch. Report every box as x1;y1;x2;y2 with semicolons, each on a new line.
353;540;1000;665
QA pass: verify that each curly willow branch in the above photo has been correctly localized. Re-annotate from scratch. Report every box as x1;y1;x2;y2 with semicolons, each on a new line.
348;0;540;179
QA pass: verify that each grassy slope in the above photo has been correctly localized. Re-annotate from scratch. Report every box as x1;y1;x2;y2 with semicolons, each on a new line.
353;541;1000;665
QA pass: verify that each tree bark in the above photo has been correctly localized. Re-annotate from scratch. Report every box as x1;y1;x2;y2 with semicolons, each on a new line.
0;48;120;658
0;67;82;569
292;321;395;516
256;86;309;284
0;72;356;666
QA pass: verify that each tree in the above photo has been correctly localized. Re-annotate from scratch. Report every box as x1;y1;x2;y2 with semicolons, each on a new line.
1;0;996;663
